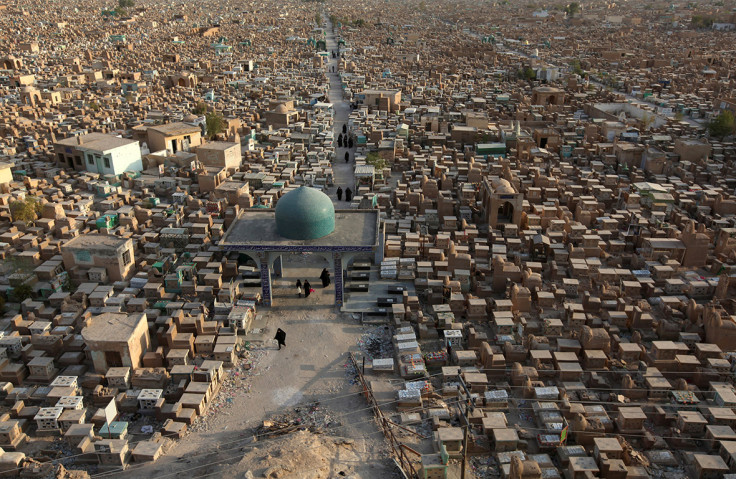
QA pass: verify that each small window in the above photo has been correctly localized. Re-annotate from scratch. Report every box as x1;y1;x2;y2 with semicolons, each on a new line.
87;156;93;165
122;250;131;266
104;157;111;168
75;156;82;165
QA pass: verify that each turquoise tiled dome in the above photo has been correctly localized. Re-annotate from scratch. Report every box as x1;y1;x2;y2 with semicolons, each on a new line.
275;186;335;240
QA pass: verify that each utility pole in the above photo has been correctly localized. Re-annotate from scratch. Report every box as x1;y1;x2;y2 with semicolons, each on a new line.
457;369;475;479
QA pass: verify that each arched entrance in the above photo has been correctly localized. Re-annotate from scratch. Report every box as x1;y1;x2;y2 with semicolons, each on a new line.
237;252;258;267
229;247;349;308
219;192;381;308
268;251;336;308
497;201;514;224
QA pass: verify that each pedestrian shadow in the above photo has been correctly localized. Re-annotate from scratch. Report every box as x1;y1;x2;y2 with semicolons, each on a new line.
297;352;353;393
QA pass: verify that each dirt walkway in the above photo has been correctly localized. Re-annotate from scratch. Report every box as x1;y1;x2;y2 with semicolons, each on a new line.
324;18;356;202
112;255;398;478
108;19;384;479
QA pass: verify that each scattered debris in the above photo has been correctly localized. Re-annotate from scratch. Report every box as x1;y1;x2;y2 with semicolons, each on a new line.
256;402;340;438
189;348;268;434
356;326;394;359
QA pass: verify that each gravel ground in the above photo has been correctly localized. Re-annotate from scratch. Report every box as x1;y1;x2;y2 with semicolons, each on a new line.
114;258;398;478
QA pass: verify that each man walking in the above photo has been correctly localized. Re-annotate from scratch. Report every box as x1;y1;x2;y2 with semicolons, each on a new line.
274;328;286;350
345;188;352;202
336;187;343;201
345;151;350;163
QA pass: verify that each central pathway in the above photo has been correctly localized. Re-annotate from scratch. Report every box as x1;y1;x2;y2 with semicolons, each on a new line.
324;17;355;206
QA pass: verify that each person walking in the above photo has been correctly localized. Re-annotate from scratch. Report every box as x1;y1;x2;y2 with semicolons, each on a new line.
296;279;302;298
274;328;286;350
342;124;347;134
345;188;352;202
320;268;331;287
304;279;312;298
336;187;343;201
344;151;350;163
348;137;353;149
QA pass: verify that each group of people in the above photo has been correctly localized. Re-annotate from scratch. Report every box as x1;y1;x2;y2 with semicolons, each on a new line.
336;186;352;202
274;267;333;350
340;124;355;163
295;278;311;298
295;268;332;298
337;133;353;149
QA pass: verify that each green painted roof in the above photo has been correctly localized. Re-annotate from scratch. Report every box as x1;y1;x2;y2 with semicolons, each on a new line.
275;186;335;240
100;421;128;435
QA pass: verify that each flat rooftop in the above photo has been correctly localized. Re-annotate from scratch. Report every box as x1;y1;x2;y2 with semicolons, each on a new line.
197;141;238;151
57;133;137;152
81;312;146;342
148;122;201;136
221;209;379;249
63;234;130;250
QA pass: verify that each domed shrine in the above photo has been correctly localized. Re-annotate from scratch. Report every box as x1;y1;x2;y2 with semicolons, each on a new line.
275;186;335;240
220;186;380;307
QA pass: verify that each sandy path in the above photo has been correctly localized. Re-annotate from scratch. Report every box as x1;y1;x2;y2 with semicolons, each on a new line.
114;257;397;478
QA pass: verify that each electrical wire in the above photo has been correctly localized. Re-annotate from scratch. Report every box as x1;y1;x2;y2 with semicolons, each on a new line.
103;392;729;479
0;361;445;477
12;359;726;479
89;373;734;478
90;397;463;478
85;369;451;477
6;356;725;477
0;341;727;476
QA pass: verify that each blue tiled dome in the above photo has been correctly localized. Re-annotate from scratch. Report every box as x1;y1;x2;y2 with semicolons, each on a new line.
275;186;335;240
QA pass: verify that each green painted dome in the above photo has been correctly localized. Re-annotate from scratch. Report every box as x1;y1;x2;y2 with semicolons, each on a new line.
275;186;335;240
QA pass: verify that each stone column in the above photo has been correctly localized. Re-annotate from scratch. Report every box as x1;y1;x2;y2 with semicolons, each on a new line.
333;252;343;307
260;253;272;307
